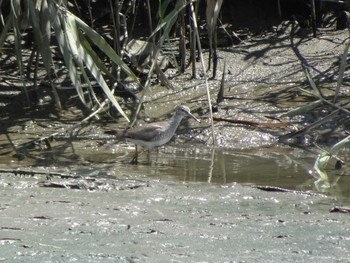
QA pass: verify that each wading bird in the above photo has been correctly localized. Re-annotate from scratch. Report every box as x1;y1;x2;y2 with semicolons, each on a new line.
105;105;200;164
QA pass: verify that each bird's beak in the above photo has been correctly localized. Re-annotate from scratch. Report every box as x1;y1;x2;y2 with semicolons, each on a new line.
187;112;201;123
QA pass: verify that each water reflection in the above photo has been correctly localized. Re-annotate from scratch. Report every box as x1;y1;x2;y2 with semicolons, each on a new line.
0;140;349;204
152;147;312;185
145;146;350;204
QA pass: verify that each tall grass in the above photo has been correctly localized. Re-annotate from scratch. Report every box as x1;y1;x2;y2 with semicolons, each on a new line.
0;0;139;122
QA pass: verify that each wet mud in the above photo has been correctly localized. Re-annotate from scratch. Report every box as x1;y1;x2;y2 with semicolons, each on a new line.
1;23;350;262
1;170;350;262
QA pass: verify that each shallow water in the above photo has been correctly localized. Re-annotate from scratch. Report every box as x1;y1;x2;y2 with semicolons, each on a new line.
112;145;350;204
5;140;347;205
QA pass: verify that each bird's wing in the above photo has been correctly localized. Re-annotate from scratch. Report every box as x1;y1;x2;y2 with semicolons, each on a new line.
125;122;167;142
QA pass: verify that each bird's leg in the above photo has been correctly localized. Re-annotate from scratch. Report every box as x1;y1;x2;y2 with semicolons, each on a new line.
147;149;151;164
155;147;160;164
131;146;149;165
131;144;139;165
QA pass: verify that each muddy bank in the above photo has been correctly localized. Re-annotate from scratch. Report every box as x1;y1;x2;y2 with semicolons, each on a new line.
1;18;350;262
1;171;349;262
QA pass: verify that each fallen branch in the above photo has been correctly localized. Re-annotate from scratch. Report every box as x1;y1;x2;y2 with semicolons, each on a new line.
0;168;79;178
213;117;291;128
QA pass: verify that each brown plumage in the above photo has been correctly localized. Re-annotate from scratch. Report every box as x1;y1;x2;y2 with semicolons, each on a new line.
105;105;200;164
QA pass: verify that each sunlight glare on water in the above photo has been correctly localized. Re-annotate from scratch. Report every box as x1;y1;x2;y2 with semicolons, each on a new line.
141;145;350;204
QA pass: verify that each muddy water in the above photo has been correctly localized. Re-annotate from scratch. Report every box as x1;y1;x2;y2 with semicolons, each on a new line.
5;139;347;205
95;144;350;204
1;142;350;262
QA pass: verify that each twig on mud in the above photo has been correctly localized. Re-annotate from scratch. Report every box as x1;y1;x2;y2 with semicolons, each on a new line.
290;18;350;115
216;59;226;104
334;42;350;103
252;185;320;196
213;117;292;128
280;109;341;140
0;168;79;179
334;13;350;103
288;18;350;144
189;0;215;145
290;19;324;97
330;206;350;213
302;72;350;115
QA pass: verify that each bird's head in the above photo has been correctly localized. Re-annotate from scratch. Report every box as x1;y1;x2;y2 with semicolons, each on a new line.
176;105;200;122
